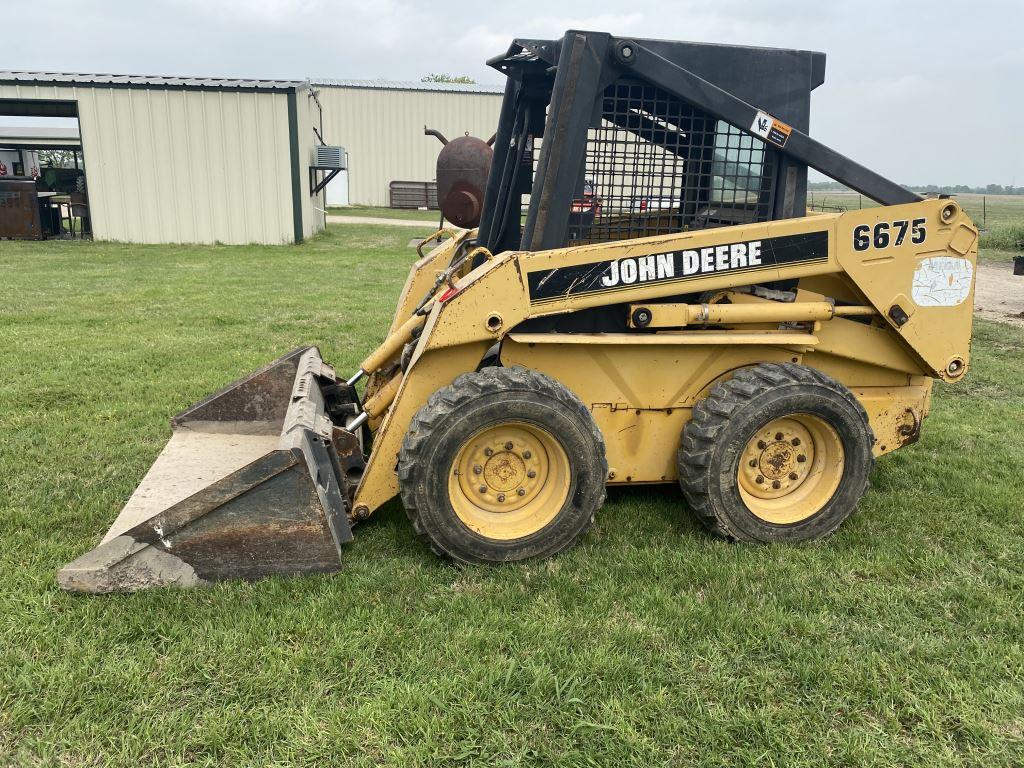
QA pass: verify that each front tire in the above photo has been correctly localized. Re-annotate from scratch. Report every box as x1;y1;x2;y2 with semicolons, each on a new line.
398;367;607;564
678;363;874;543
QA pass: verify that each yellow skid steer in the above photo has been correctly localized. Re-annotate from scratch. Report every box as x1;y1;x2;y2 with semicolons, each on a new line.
59;32;977;592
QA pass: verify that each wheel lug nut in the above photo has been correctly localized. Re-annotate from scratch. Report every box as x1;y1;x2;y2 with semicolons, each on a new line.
789;472;798;480
479;485;487;493
775;432;784;441
527;470;536;478
523;450;531;459
772;480;781;490
797;454;807;463
755;475;764;484
757;440;766;450
791;437;801;446
473;465;482;474
497;493;506;502
505;441;513;450
748;459;757;467
517;488;526;496
484;448;493;456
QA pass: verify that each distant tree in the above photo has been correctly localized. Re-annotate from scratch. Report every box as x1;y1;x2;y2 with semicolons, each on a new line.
36;149;76;168
807;181;848;191
421;73;476;84
811;179;1024;196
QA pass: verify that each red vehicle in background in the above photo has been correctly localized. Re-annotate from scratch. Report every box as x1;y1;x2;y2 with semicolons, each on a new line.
571;179;602;218
568;179;602;241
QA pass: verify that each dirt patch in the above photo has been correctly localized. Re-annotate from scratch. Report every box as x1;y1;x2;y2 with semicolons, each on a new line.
326;215;434;229
974;263;1024;328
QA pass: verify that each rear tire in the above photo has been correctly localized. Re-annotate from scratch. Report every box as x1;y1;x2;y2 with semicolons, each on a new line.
678;363;873;543
398;367;607;564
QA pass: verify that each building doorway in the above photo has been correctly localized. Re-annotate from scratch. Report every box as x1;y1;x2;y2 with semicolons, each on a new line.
0;99;89;240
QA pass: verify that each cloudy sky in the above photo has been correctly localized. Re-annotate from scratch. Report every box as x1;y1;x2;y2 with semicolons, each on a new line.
5;0;1021;186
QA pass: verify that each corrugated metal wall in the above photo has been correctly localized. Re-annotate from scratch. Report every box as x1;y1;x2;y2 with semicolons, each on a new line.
316;86;503;207
0;82;323;245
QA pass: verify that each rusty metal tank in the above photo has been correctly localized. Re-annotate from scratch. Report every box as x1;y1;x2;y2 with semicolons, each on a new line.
425;126;494;228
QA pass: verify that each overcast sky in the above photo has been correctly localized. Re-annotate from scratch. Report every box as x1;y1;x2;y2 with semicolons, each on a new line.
5;0;1021;187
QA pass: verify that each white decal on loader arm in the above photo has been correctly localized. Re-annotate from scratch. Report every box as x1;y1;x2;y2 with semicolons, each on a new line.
911;256;974;307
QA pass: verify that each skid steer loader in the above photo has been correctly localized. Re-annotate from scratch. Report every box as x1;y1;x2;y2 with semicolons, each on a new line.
59;31;977;592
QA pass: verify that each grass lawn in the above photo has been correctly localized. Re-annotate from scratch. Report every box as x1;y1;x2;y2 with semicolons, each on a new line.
808;191;1024;230
981;248;1017;265
327;205;442;223
2;225;1024;766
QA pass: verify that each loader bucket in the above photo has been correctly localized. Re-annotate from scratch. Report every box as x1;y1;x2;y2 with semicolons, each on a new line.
58;347;356;593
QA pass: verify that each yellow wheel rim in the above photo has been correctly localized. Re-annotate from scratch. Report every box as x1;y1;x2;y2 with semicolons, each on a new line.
737;414;845;525
449;421;570;541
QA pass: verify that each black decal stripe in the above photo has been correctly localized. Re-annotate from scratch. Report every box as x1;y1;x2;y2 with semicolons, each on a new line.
527;231;830;303
529;256;828;305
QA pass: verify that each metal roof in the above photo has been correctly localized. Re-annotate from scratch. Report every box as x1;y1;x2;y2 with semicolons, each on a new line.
311;78;504;95
0;70;307;92
0;70;505;95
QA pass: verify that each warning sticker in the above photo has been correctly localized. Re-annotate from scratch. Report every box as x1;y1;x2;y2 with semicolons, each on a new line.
751;110;793;148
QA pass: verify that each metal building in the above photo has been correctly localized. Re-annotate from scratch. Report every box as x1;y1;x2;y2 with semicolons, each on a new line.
0;71;326;245
312;80;503;208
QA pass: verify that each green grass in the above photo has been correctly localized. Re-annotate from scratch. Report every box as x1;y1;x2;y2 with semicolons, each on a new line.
327;205;442;222
979;224;1024;257
2;228;1024;766
979;248;1018;265
808;191;1024;230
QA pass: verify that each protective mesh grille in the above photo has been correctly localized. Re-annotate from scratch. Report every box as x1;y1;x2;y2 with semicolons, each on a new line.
565;80;778;245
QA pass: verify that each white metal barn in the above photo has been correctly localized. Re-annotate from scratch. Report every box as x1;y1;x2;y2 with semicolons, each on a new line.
0;73;504;244
312;80;504;208
0;71;326;245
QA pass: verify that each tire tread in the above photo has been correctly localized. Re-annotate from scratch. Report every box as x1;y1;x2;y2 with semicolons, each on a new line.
398;366;607;563
678;363;874;542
